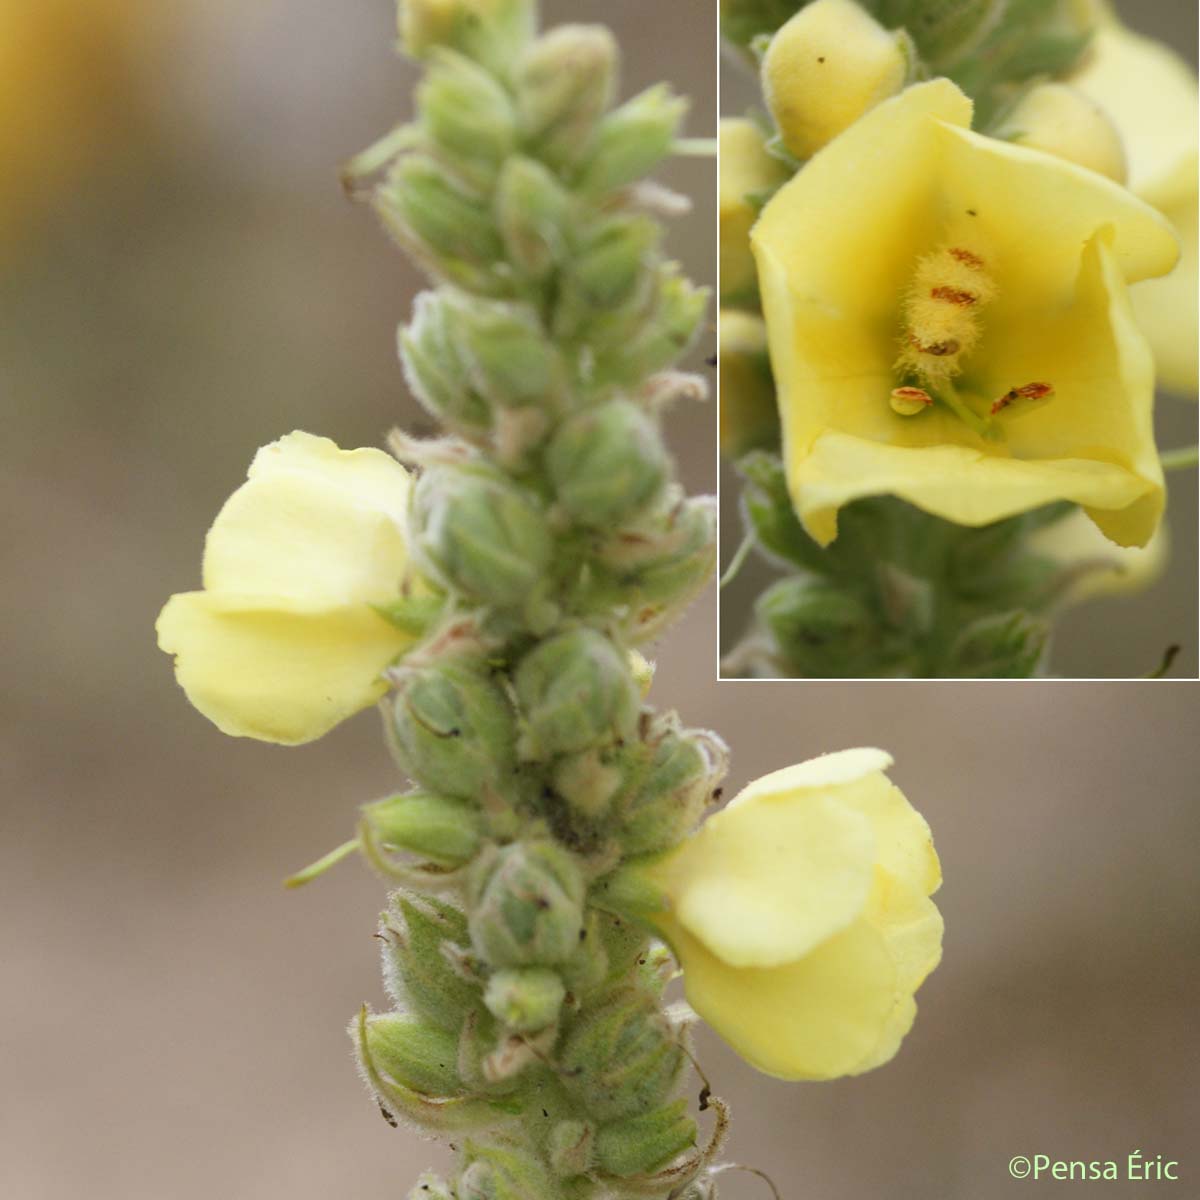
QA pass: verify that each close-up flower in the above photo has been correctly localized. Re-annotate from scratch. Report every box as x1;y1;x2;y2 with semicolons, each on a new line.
626;748;943;1081
752;78;1179;551
156;432;417;744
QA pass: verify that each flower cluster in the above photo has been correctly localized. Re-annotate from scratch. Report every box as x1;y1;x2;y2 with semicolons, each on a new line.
719;0;1195;677
157;1;947;1196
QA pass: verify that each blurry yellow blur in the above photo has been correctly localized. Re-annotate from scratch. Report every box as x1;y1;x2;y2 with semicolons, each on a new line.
0;0;160;246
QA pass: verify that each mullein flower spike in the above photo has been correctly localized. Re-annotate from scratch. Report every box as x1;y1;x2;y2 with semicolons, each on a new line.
158;0;949;1193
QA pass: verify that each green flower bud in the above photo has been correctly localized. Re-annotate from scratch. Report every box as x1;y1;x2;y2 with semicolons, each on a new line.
592;496;717;642
411;466;552;605
579;84;689;196
615;726;725;855
545;400;670;528
879;0;995;67
517;25;618;167
454;296;567;410
594;1100;697;1177
418;50;516;186
551;748;623;819
457;1144;557;1200
495;156;571;279
365;792;486;866
381;894;481;1031
514;628;640;760
568;215;660;311
360;1012;463;1097
592;266;708;387
376;156;503;278
757;576;885;678
483;967;566;1032
387;659;517;799
547;1118;595;1177
558;989;684;1121
947;610;1048;678
398;0;536;76
401;292;492;435
468;841;586;966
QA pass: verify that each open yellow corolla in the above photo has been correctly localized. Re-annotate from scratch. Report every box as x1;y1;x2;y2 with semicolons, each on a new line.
157;432;416;744
752;79;1179;550
633;748;943;1081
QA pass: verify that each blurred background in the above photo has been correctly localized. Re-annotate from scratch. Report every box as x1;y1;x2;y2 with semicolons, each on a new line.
2;2;1197;1198
718;0;1200;679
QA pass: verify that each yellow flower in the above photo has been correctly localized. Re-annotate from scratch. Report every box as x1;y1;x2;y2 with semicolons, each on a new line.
1071;11;1199;394
718;118;789;306
639;748;942;1081
157;432;417;745
752;79;1179;550
1029;507;1167;608
718;309;777;455
761;0;908;162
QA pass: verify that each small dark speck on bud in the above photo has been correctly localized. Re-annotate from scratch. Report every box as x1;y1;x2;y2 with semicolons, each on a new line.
817;56;826;63
542;1108;549;1117
967;209;977;216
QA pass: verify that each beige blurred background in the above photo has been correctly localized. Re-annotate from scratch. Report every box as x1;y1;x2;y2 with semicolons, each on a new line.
2;2;1198;1198
719;0;1200;679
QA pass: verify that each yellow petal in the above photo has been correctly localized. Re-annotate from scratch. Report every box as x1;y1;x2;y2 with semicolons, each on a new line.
731;748;940;904
719;118;789;306
663;914;899;1081
1072;21;1199;201
1130;158;1198;395
1027;506;1168;605
651;786;875;969
203;432;411;605
156;592;411;744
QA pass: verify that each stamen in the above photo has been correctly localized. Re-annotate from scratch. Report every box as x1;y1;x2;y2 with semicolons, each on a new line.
991;382;1054;416
929;285;977;306
947;246;985;269
889;386;933;416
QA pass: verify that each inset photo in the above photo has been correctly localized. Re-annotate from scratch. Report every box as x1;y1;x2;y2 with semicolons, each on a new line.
718;0;1198;679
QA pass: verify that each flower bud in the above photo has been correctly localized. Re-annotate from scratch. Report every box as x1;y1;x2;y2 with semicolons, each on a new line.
454;296;568;410
516;25;618;167
514;628;641;760
947;610;1048;678
578;84;689;196
616;727;725;855
401;292;492;435
558;988;684;1120
762;0;910;160
483;966;566;1032
545;400;669;528
593;496;718;642
718;309;778;455
495;156;571;279
468;840;586;965
594;1100;697;1177
417;50;516;186
719;118;790;305
457;1144;557;1200
567;215;661;312
364;792;486;866
360;1012;463;1097
994;82;1127;183
381;894;481;1030
398;0;535;73
387;659;517;799
756;576;883;678
547;1118;595;1177
881;0;995;67
594;265;708;387
410;466;552;605
375;156;502;276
